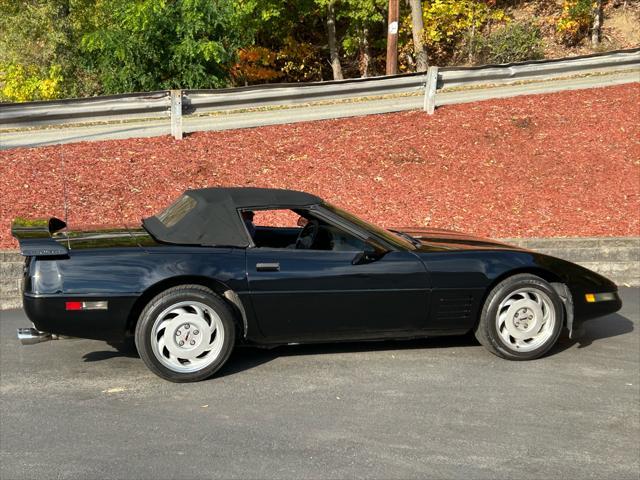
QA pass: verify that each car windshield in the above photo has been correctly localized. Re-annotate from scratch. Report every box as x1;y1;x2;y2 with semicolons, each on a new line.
322;203;416;250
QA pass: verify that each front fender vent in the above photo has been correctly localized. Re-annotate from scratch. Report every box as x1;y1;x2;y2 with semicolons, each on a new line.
429;290;483;330
435;294;474;321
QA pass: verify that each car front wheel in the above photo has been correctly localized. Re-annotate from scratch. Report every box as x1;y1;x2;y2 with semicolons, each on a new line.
475;274;564;360
135;285;236;382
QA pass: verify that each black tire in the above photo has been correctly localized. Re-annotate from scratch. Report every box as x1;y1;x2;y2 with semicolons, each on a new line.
134;285;236;382
474;274;564;360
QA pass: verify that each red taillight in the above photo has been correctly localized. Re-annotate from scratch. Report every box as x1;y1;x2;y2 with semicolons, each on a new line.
64;300;108;311
65;301;82;311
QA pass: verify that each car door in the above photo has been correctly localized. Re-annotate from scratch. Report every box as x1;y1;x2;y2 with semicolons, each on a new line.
245;246;431;343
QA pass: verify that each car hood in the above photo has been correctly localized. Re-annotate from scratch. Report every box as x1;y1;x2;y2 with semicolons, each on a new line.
392;227;527;252
54;224;157;250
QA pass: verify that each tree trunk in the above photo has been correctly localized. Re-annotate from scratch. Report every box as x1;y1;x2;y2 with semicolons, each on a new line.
468;22;476;63
591;0;603;47
409;0;428;71
359;26;373;77
326;1;343;80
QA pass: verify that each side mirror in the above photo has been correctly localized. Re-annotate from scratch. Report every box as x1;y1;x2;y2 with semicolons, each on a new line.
351;241;388;265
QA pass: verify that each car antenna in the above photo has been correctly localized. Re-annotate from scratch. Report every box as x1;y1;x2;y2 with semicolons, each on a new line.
60;151;70;249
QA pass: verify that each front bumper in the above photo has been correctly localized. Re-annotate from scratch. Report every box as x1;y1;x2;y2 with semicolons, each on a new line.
573;290;623;324
553;284;622;338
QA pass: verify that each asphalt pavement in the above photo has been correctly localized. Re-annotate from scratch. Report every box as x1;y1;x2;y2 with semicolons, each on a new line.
1;288;639;479
1;70;638;149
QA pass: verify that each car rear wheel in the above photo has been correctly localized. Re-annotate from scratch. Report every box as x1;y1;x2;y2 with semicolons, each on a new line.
474;274;564;360
135;285;235;382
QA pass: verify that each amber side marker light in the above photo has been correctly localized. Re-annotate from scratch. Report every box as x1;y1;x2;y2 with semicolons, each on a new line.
585;293;616;303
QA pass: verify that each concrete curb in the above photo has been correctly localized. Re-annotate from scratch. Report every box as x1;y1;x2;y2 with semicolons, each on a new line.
1;250;23;310
503;237;640;287
1;237;638;310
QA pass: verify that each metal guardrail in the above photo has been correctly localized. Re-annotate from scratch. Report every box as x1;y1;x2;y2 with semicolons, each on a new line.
1;48;638;131
0;91;170;125
438;47;640;87
185;73;426;114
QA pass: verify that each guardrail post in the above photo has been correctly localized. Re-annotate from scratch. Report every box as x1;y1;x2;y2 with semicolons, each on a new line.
423;66;438;115
170;89;183;140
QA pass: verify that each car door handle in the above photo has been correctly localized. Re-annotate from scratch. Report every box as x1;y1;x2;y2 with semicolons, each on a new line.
256;262;280;272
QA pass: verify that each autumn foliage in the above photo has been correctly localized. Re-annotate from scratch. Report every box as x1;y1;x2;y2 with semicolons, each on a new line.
1;1;637;101
231;47;281;85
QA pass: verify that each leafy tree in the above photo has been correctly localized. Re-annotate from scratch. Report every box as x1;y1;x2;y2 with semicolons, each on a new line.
419;0;506;64
1;0;624;101
340;0;387;77
311;0;344;80
231;0;329;83
276;37;326;82
81;0;251;92
0;0;72;101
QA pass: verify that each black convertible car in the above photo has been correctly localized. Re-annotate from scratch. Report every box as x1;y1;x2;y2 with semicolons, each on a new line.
13;187;621;382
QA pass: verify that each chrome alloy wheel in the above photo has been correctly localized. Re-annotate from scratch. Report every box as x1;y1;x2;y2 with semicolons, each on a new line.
150;301;225;373
495;288;556;353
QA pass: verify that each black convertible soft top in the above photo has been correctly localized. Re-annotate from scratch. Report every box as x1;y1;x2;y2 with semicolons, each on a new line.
143;187;322;247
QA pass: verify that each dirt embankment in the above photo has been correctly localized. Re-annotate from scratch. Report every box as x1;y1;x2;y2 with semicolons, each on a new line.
1;83;638;248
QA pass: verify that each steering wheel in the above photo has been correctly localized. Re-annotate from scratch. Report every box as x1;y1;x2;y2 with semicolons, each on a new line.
295;219;319;249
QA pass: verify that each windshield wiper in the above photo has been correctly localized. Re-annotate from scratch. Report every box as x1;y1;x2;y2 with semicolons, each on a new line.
390;229;421;247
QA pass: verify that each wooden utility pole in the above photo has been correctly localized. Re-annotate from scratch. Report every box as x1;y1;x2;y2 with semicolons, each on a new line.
386;0;399;75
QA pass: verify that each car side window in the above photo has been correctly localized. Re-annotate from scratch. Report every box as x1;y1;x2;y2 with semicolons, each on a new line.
252;209;302;229
242;208;368;252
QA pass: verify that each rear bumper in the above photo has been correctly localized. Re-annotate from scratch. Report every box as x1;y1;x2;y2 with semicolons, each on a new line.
23;294;136;341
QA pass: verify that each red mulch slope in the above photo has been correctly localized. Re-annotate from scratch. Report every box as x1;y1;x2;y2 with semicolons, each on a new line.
1;83;639;248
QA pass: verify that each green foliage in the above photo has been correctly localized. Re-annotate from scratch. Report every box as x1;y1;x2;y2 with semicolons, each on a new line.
340;0;385;54
340;0;385;25
338;0;386;76
477;21;544;64
238;0;319;48
0;1;72;65
81;0;250;92
1;0;628;101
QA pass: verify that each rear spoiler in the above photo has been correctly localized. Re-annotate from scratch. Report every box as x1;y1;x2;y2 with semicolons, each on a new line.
11;217;69;256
